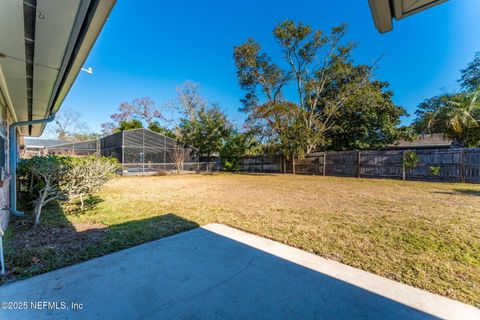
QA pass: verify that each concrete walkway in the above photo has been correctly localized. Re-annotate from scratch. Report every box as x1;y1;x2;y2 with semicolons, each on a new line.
0;224;478;320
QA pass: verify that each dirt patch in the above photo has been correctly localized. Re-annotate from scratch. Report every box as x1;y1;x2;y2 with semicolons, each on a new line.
7;221;108;251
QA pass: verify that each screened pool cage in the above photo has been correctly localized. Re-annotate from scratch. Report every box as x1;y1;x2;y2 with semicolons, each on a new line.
46;128;216;175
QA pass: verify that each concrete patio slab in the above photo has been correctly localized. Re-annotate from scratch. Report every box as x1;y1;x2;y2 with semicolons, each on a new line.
0;223;478;320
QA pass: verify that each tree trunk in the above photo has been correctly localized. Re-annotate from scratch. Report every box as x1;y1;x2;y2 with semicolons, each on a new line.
80;195;84;210
33;193;45;227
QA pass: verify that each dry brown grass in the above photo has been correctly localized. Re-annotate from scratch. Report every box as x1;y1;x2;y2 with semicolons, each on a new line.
4;173;480;306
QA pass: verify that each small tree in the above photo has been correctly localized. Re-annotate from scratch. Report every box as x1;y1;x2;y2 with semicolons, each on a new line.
170;147;193;173
19;156;118;225
61;157;118;209
403;151;419;172
23;157;68;226
220;132;259;172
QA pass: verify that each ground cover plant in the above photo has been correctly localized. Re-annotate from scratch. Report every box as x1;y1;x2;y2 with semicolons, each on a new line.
2;173;480;307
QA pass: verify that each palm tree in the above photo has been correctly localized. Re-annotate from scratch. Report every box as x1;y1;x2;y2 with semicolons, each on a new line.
426;89;480;146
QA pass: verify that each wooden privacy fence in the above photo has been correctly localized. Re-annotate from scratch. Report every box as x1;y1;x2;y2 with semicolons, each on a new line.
240;148;480;183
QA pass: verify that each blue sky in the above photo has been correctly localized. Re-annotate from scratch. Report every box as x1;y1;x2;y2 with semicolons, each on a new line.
54;0;480;135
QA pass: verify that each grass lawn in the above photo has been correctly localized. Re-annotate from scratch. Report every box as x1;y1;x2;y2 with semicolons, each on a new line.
2;173;480;306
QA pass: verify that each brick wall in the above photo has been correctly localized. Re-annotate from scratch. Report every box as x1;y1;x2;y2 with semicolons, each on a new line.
0;103;12;233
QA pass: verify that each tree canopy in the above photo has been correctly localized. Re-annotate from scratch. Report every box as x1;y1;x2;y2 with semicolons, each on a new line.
459;51;480;92
325;80;411;150
413;51;480;147
102;97;172;136
234;20;405;156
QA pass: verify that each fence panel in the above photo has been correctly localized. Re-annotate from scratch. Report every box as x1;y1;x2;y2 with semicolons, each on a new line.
240;155;282;173
239;148;480;184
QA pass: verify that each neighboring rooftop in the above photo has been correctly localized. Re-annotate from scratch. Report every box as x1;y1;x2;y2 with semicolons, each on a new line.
22;138;65;149
389;133;452;149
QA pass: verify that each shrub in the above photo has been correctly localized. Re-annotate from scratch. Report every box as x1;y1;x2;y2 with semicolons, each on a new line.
18;156;69;226
61;156;119;210
18;156;118;226
220;132;258;172
430;166;441;176
403;151;419;172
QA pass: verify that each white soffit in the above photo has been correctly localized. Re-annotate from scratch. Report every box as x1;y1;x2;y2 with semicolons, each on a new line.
392;0;449;20
31;0;83;136
0;0;27;127
368;0;448;33
0;0;115;136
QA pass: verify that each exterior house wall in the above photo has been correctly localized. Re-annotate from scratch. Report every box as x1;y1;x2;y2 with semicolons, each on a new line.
0;103;13;233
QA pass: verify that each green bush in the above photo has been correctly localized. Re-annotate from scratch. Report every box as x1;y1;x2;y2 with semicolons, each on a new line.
430;166;441;176
220;132;259;172
403;151;419;172
18;155;119;225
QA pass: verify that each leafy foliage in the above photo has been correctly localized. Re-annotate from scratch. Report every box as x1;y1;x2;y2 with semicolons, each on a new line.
101;97;171;136
61;156;119;210
220;132;259;172
148;121;176;139
325;80;410;150
179;105;232;158
414;51;480;147
172;81;232;157
118;119;144;131
430;166;441;176
459;51;480;92
234;20;385;157
19;156;118;225
413;91;480;147
403;151;419;172
18;156;69;226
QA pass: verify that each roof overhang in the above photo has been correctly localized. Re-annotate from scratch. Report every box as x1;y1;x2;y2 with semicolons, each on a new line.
368;0;448;33
0;0;115;137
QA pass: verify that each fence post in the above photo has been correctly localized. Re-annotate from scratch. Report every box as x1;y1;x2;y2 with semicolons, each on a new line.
292;155;296;174
317;155;321;175
323;153;326;176
460;149;465;183
357;151;361;178
402;151;406;181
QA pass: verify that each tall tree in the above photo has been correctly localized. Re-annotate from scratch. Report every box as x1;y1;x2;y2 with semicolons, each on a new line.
325;80;410;150
102;97;171;135
174;81;207;121
49;107;88;141
179;104;232;158
414;51;480;146
148;121;176;139
234;20;372;157
112;97;165;125
459;51;480;92
173;82;232;157
414;91;480;147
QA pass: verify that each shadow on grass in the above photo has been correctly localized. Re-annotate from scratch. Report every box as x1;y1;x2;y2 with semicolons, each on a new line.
1;199;199;283
235;172;279;176
433;188;480;196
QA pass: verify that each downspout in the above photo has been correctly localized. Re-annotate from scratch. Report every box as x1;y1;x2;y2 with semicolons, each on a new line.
0;228;4;275
9;114;56;217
